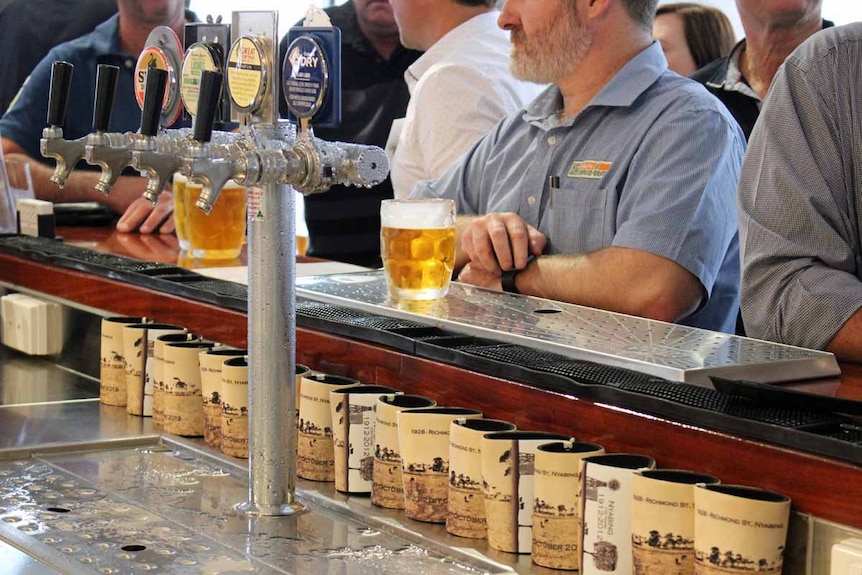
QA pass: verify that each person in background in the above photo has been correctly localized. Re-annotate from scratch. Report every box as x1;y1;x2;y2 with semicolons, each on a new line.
691;0;829;139
653;2;735;76
411;0;745;334
0;0;118;116
0;0;195;234
738;23;862;362
279;0;421;268
387;0;542;199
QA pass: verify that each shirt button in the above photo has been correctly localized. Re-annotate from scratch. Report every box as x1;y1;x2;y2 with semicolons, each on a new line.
125;59;134;68
547;136;557;145
527;196;537;206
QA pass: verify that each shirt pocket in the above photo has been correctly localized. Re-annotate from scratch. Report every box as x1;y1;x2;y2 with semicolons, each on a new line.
547;180;612;255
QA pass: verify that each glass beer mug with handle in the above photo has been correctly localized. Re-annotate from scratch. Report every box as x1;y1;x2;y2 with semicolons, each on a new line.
380;198;456;301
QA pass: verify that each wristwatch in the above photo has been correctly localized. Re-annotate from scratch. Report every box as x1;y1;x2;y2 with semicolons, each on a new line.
501;255;536;294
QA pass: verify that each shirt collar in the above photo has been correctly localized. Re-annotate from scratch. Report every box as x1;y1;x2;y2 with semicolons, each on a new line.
703;39;759;101
405;11;501;92
523;41;667;124
705;19;835;99
90;14;124;56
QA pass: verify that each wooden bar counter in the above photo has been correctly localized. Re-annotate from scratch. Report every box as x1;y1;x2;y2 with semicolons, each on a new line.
1;226;861;540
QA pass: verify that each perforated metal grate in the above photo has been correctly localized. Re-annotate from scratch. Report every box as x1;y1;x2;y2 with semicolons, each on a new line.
296;272;840;385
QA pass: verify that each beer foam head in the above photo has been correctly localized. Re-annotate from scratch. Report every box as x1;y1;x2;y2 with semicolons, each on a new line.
381;199;454;229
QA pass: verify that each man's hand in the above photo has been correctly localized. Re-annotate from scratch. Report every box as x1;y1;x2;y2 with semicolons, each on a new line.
116;192;175;234
457;261;503;290
459;212;546;274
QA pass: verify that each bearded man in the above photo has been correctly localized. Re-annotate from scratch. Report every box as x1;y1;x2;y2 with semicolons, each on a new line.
410;0;745;333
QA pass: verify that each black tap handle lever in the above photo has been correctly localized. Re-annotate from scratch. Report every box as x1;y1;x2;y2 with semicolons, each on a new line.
47;61;74;127
193;70;223;144
140;67;168;137
92;64;119;132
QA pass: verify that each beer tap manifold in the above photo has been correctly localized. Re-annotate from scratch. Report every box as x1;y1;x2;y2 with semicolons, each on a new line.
40;67;387;206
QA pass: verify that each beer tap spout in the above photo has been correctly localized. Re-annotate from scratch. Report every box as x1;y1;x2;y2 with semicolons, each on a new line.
40;61;85;189
185;70;238;214
82;64;132;195
130;67;183;204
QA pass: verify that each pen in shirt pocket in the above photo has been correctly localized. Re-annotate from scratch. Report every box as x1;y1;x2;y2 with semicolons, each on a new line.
548;175;560;209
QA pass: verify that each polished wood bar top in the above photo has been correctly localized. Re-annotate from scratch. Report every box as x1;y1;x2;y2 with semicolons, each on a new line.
1;226;861;530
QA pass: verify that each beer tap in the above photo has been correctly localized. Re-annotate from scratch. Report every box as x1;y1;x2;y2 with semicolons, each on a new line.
40;62;84;188
131;67;187;203
184;70;243;213
83;64;136;195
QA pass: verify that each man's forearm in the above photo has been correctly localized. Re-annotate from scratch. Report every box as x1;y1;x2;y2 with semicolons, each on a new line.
514;247;704;323
827;308;862;363
11;152;148;213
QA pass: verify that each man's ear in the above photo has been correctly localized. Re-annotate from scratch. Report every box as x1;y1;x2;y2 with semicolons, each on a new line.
585;0;613;19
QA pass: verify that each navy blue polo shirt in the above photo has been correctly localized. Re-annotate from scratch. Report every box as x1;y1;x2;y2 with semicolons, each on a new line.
0;13;190;163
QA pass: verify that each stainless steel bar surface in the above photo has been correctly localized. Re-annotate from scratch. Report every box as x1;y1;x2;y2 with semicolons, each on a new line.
296;271;840;386
0;436;529;574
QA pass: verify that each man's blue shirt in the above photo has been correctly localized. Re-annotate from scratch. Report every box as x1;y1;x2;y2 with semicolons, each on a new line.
0;14;189;162
414;42;745;333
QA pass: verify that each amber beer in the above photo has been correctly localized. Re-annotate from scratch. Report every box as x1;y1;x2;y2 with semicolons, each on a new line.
172;173;191;251
380;199;456;300
185;179;248;259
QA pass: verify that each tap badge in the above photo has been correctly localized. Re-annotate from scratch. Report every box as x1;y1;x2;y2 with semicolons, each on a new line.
226;36;267;113
282;36;329;120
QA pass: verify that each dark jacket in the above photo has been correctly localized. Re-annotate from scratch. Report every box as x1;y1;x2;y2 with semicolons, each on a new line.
691;20;834;140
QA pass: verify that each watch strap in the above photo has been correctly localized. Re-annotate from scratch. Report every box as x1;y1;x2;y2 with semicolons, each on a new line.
501;255;536;294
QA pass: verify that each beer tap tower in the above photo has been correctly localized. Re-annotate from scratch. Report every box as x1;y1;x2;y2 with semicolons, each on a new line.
41;11;389;516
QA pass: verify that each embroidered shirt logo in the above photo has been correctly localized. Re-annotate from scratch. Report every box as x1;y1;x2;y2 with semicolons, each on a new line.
566;160;612;179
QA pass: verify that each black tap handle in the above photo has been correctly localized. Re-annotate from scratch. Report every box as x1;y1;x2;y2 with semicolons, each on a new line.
193;70;222;143
47;61;74;127
140;67;168;137
92;64;119;132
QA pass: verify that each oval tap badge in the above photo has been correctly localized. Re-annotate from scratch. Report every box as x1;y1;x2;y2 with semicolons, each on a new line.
181;43;219;117
134;26;184;127
282;35;329;120
135;47;170;109
226;36;267;113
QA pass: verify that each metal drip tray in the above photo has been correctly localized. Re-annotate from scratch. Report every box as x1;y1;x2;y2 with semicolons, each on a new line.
0;439;517;575
296;272;840;386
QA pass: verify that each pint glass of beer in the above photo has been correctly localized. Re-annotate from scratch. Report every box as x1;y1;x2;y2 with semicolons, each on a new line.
380;199;456;301
185;179;248;259
172;173;191;251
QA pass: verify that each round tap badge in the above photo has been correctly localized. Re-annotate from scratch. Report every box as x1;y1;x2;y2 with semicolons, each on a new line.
226;36;267;113
135;46;170;108
181;43;219;117
282;35;329;119
134;26;183;127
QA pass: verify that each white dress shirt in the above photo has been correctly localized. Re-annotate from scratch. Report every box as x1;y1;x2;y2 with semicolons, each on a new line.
388;11;544;199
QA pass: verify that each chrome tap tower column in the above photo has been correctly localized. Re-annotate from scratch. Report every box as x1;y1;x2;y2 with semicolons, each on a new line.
40;12;388;516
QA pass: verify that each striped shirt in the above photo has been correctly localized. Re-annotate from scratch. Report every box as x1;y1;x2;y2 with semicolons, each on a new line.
738;23;862;350
413;42;745;333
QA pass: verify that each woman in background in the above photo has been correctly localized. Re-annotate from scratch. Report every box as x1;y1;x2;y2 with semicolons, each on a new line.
654;3;736;76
